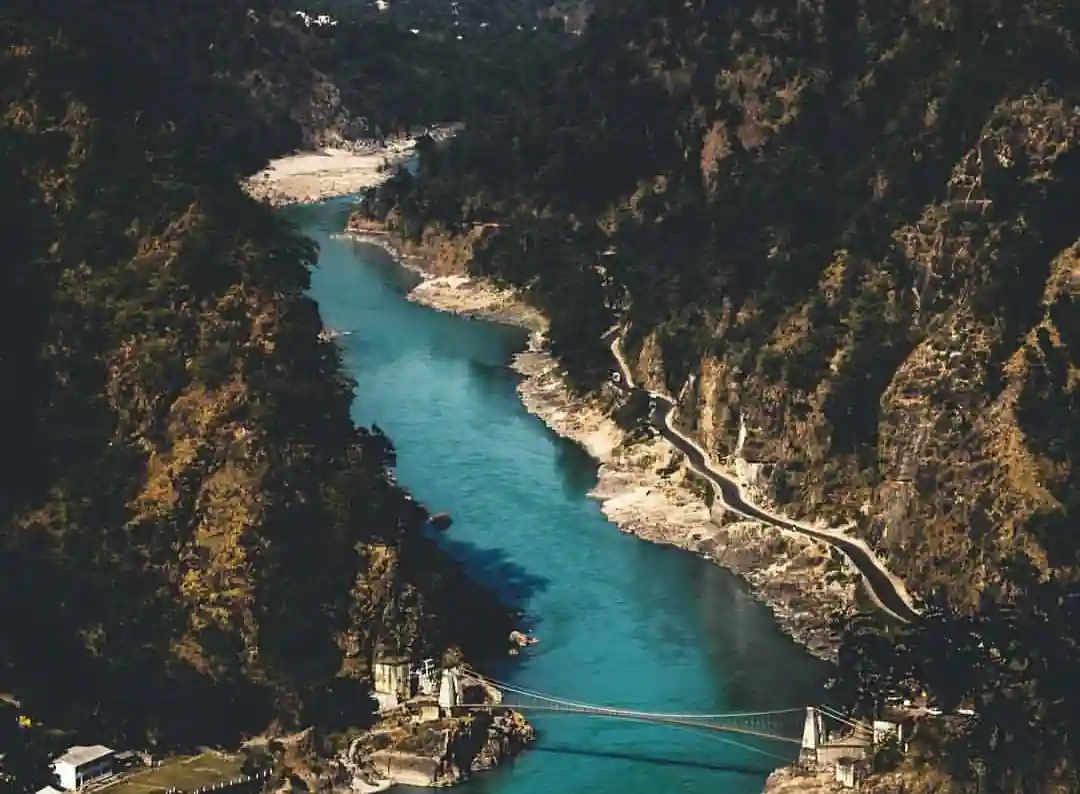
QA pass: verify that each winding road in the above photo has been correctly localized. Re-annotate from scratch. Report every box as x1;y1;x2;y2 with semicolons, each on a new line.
605;330;919;624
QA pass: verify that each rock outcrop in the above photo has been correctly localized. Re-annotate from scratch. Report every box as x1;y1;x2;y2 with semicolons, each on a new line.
0;0;514;748
351;708;535;787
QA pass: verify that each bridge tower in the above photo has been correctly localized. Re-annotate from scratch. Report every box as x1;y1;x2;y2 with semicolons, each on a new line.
800;706;826;760
438;667;461;714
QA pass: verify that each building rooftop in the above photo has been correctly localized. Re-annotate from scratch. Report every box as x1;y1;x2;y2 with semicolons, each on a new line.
54;745;115;767
374;655;409;666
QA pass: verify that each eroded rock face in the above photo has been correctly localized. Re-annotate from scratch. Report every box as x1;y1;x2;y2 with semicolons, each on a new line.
350;708;535;787
458;710;537;773
636;91;1080;608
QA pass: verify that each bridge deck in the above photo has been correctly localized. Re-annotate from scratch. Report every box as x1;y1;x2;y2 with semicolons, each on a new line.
455;668;852;764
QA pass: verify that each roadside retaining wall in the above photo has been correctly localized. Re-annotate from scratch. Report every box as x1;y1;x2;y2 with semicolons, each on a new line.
163;769;271;794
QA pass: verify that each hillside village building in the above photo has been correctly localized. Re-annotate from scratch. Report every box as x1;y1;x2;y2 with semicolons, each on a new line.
52;746;115;790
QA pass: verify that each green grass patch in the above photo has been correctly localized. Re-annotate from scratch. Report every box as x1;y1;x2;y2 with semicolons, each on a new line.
101;753;242;794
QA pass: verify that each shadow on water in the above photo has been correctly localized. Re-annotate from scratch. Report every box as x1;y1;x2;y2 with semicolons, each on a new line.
527;746;773;777
619;540;833;712
463;362;598;500
346;240;424;293
552;434;598;499
467;358;512;380
280;196;359;235
434;534;549;620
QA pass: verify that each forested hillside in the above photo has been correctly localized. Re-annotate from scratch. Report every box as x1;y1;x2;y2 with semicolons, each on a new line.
310;15;575;130
362;0;1080;606
357;0;1080;789
0;0;510;766
307;0;591;33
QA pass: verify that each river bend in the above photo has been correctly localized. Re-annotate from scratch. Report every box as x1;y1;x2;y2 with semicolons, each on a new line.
290;199;828;794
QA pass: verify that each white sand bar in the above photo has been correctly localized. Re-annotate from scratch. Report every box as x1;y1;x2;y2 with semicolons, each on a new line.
243;141;416;206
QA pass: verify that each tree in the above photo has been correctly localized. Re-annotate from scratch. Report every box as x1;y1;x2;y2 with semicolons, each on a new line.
0;705;58;794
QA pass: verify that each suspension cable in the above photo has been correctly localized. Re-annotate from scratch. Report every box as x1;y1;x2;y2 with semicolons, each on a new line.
458;702;803;748
816;704;864;731
463;667;805;722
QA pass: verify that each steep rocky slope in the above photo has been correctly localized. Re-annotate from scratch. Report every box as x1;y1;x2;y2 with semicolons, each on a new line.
0;0;511;764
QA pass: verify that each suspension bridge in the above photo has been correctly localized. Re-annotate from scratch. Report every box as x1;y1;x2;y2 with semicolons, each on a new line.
456;667;870;767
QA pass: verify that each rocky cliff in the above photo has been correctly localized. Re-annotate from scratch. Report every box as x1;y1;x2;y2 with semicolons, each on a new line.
352;706;535;787
0;0;513;765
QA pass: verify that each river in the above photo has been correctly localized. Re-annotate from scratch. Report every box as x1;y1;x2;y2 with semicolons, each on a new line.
287;198;829;794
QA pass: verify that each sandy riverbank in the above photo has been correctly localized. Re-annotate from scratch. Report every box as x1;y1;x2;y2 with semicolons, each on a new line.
341;231;854;663
242;142;416;206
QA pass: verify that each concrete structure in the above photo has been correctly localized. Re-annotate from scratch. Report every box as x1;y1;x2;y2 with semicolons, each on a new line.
835;758;859;788
414;658;438;696
370;751;440;787
52;746;115;790
873;719;903;745
800;707;873;768
438;668;461;713
816;741;870;767
414;699;441;723
801;706;826;756
373;655;412;711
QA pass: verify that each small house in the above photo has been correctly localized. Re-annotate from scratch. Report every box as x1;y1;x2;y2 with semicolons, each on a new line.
873;719;903;745
52;745;115;790
835;757;860;788
411;698;441;724
373;654;413;712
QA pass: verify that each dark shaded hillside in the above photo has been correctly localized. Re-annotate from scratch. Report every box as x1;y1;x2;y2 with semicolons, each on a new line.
0;0;511;757
358;1;1080;789
313;17;575;131
308;0;593;35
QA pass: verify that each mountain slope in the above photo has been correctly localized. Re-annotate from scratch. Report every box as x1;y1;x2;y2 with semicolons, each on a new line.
359;4;1080;788
0;0;510;754
363;0;1080;608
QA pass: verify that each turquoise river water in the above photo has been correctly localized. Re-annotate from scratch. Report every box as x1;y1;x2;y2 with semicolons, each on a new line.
288;199;829;794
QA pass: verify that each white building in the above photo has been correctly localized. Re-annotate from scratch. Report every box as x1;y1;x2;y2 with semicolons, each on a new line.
52;746;115;790
293;10;337;27
438;668;461;713
873;719;903;745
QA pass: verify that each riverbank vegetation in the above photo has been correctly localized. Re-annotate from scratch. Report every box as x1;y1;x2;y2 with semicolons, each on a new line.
0;1;515;781
357;0;1080;789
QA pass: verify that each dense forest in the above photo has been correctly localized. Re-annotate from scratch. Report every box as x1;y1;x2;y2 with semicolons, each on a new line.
358;0;1080;790
307;0;592;35
0;0;514;782
308;15;575;131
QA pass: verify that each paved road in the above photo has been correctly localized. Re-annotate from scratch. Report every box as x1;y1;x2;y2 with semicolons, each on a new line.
605;332;919;624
